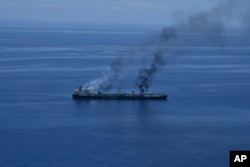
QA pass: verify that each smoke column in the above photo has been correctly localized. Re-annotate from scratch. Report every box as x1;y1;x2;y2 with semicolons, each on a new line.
83;26;178;93
83;57;125;91
135;51;165;93
83;0;250;93
134;27;177;93
134;0;250;92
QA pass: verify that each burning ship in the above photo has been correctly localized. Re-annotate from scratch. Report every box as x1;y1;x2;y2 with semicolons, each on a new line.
72;86;167;100
72;50;168;100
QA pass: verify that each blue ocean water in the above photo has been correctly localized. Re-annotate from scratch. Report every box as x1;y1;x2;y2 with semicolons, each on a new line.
0;22;250;167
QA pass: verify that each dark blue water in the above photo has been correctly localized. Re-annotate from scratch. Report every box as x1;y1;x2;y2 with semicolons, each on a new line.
1;23;250;167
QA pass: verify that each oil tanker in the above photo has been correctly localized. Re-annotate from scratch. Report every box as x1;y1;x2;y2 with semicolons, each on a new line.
72;86;167;100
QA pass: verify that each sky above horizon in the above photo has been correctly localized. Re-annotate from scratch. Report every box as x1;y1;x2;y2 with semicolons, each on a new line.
0;0;223;25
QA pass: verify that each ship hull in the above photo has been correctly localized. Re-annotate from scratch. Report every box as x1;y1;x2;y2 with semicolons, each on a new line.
72;93;167;100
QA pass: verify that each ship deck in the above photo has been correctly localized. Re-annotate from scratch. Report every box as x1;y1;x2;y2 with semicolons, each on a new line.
72;93;167;100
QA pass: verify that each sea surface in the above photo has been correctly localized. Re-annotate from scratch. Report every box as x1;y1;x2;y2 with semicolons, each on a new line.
0;22;250;167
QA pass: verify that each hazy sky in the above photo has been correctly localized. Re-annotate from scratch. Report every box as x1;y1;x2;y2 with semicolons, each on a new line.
0;0;225;25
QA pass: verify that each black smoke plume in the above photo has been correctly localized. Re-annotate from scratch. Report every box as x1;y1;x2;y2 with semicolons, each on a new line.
134;27;177;93
135;51;165;93
83;0;250;93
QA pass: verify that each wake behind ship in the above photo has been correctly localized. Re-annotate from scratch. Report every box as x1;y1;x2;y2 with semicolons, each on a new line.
72;87;167;100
